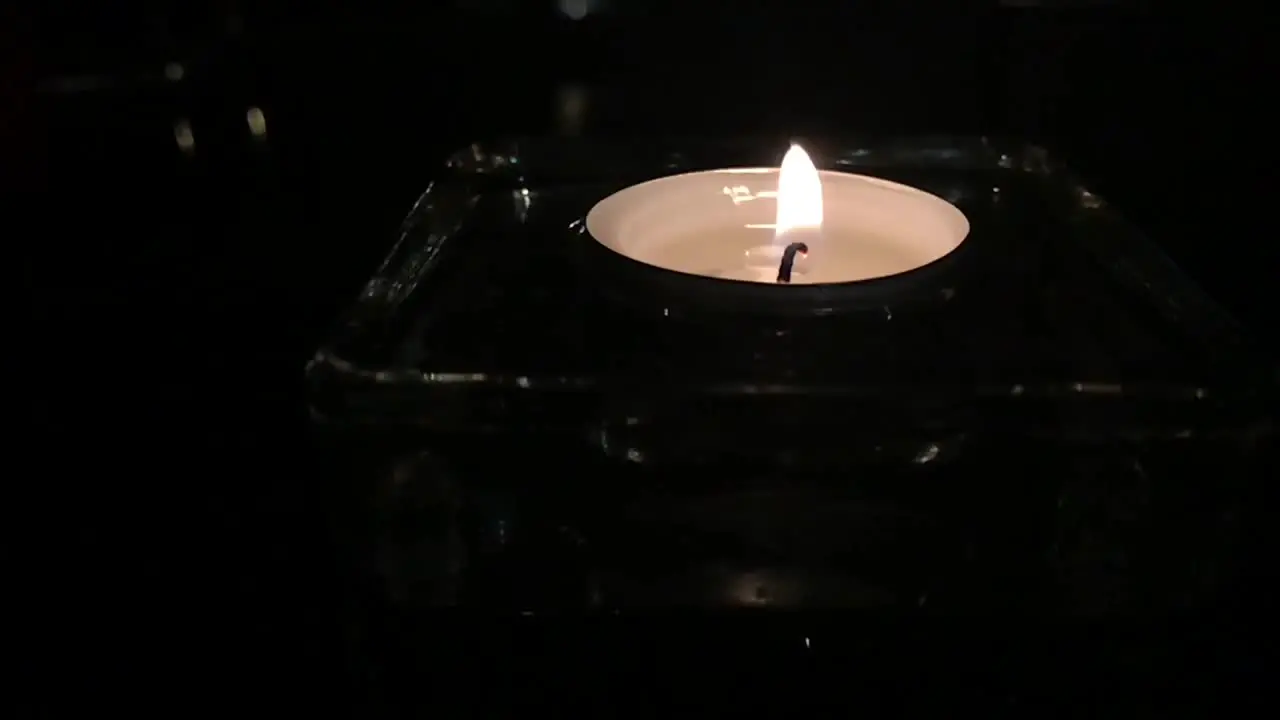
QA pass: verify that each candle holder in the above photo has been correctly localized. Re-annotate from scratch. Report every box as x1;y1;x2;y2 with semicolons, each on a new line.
313;136;1272;613
307;136;1275;461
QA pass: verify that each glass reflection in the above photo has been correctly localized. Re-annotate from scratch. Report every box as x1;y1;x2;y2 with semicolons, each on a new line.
246;107;267;138
173;119;195;154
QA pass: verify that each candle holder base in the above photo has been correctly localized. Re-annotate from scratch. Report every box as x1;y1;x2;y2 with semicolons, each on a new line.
347;428;1264;612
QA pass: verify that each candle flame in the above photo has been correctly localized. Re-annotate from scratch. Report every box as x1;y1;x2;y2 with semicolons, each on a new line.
775;145;823;240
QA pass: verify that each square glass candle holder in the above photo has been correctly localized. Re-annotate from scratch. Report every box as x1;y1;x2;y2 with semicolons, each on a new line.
307;136;1274;464
309;138;1275;614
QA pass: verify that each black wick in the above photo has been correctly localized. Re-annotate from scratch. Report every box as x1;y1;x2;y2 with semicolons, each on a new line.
775;242;809;283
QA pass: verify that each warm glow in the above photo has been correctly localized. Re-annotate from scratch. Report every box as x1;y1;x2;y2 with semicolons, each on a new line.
775;145;823;239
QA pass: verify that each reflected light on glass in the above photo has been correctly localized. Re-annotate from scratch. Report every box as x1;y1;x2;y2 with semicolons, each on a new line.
558;0;591;20
174;119;195;154
246;107;267;138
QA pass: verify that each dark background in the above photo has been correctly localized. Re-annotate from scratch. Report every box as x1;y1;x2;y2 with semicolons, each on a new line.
17;0;1275;713
26;1;1275;347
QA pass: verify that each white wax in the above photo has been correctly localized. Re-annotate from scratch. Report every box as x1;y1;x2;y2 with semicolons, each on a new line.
586;167;969;285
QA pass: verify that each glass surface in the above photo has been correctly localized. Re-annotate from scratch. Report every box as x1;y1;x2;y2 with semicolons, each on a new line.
307;136;1273;450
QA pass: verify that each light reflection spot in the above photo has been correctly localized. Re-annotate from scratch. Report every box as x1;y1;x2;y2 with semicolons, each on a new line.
246;107;267;137
558;0;590;20
174;119;195;153
913;443;940;464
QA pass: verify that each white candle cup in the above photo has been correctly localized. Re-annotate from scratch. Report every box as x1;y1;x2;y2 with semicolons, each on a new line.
581;152;971;316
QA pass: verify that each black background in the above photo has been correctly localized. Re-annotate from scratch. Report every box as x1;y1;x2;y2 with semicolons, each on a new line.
16;1;1276;713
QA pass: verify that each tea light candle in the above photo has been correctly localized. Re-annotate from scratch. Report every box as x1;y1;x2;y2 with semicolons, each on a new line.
585;145;970;287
